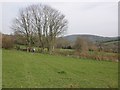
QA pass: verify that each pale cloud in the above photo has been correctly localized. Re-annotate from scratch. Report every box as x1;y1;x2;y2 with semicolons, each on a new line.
0;0;119;2
2;2;118;37
0;3;1;32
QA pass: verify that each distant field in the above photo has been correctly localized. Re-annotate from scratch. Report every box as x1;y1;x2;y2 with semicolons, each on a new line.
2;49;118;88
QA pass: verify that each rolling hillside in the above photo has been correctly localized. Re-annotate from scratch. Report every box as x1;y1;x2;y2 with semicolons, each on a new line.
63;34;118;43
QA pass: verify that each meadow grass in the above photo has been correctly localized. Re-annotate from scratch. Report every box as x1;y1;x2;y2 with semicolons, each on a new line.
2;49;118;88
0;49;2;89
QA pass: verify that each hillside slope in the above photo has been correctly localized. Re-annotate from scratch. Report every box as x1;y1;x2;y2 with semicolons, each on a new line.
63;34;118;43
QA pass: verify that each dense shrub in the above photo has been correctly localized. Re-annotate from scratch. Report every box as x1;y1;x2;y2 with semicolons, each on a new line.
2;35;14;49
15;45;21;50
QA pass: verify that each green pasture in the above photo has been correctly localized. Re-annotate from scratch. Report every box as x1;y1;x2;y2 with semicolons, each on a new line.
2;49;118;88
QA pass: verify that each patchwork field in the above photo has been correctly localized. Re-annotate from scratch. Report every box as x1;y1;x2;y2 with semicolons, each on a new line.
2;49;118;88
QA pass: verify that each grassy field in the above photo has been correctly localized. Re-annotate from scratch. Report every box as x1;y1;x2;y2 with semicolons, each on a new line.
0;49;2;89
2;49;118;88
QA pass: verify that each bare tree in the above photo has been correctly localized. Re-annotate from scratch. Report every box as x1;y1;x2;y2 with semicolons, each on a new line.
12;4;68;53
43;5;68;52
74;37;88;53
11;8;35;51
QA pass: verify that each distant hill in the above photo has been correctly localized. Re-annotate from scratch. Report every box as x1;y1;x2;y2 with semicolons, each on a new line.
63;34;119;43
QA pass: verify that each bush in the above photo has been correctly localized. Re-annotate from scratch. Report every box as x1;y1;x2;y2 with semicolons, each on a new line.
15;45;20;50
73;37;88;53
2;35;14;49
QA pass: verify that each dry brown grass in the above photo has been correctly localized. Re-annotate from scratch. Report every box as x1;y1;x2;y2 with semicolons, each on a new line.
53;49;118;62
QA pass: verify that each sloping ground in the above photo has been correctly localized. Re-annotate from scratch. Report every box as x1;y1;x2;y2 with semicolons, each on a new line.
2;50;118;88
101;40;119;53
63;34;118;43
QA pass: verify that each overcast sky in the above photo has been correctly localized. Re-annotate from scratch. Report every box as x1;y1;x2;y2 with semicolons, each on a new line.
1;1;118;37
